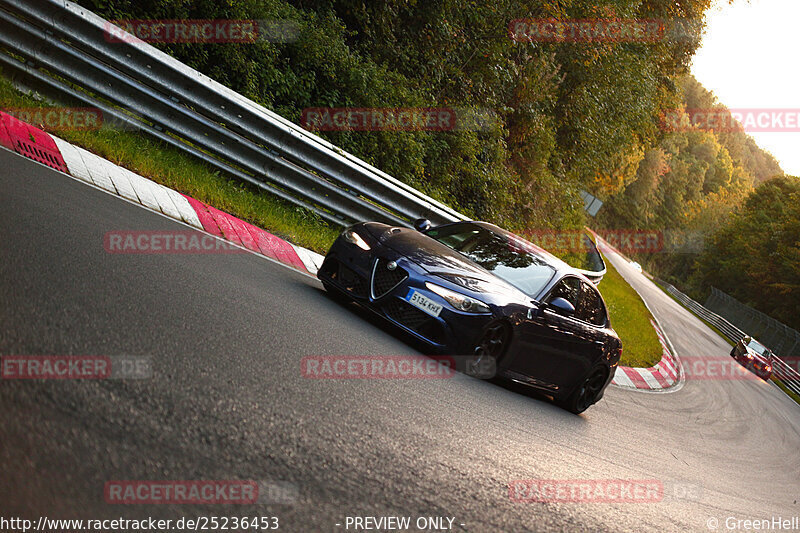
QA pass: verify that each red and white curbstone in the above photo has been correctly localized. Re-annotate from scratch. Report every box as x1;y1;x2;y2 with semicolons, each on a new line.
611;319;684;392
0;111;325;276
587;231;685;392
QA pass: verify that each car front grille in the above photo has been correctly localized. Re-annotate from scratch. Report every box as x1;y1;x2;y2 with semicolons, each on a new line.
371;258;408;299
383;298;444;345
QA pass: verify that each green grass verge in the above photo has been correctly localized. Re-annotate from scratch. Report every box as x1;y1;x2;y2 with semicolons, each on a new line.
596;250;663;369
772;378;800;405
0;75;341;254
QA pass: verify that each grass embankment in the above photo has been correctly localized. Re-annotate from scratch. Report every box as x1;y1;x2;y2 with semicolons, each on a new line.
595;247;663;369
0;75;340;253
772;379;800;405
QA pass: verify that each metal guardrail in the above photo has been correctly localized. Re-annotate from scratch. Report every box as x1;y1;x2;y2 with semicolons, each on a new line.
0;0;468;228
0;0;605;281
661;282;800;398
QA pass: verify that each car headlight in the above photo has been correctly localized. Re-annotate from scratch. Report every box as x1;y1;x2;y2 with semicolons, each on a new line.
425;282;491;313
342;228;371;251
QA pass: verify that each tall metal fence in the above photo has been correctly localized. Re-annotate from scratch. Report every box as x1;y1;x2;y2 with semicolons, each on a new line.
661;282;800;398
705;287;800;358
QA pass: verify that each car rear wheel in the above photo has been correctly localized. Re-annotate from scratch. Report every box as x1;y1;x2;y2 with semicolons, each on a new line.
559;367;608;414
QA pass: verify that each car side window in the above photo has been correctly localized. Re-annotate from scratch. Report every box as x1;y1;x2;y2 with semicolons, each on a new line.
578;282;607;326
547;276;581;308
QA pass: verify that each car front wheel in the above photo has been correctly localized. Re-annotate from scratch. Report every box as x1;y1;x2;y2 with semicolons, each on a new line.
464;322;510;379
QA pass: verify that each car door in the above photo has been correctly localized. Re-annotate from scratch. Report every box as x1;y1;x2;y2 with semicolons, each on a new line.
510;276;592;390
546;281;610;390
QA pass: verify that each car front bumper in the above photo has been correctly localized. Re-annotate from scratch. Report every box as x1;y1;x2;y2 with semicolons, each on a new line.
317;237;495;354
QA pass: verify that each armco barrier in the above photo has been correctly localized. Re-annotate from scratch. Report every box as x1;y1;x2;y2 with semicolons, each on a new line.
660;281;800;397
0;0;606;282
0;0;464;227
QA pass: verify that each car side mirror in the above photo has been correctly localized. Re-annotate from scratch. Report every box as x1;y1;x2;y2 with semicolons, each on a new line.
548;297;575;316
413;218;432;232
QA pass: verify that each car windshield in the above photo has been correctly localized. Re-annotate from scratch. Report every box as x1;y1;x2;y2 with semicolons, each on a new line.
747;339;769;356
426;223;556;297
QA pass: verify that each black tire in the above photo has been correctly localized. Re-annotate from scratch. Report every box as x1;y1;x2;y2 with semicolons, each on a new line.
463;322;510;379
558;367;608;414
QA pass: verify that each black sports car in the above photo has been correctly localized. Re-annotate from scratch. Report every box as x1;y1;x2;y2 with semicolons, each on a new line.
318;220;622;413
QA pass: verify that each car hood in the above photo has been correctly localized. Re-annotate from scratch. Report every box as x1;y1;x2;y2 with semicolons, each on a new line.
362;223;527;299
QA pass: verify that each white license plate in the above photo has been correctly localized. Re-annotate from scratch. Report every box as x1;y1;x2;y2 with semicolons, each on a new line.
406;290;443;317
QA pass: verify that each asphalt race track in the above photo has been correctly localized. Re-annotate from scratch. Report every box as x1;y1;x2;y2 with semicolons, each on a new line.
1;148;799;532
